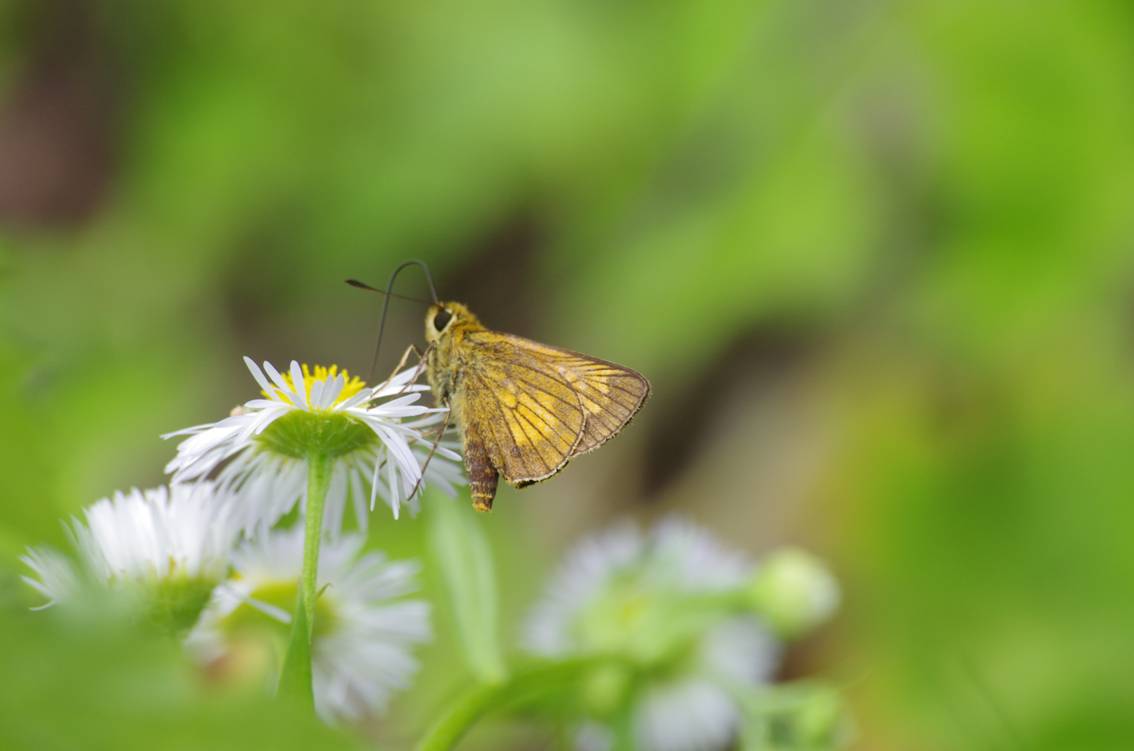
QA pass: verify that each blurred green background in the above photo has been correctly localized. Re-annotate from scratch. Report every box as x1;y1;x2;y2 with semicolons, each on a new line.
2;0;1133;749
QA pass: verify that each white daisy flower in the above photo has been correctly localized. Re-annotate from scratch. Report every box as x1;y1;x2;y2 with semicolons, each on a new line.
164;359;461;533
188;527;430;725
21;483;238;630
72;483;237;584
524;518;780;751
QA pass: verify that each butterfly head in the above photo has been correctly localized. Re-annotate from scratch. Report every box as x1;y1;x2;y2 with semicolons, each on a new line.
425;301;479;344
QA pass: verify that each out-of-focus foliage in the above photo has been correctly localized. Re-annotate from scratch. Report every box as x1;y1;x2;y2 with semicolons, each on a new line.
0;578;364;751
427;493;506;685
2;0;1133;749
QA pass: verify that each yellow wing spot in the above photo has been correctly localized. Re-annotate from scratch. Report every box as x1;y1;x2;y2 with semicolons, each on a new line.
502;412;530;453
502;411;552;470
518;417;547;451
516;403;573;454
536;391;561;412
517;392;559;427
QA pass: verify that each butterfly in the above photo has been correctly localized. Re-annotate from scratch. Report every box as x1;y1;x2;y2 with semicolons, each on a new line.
422;301;650;511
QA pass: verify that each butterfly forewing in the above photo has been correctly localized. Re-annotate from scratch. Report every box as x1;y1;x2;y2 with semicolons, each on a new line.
461;331;649;485
458;333;586;484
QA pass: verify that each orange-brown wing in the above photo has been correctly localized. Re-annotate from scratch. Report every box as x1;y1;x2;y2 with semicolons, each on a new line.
462;331;650;478
456;332;587;486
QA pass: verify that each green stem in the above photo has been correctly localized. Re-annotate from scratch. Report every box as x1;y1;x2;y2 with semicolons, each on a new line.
277;451;333;707
416;657;617;751
301;451;332;629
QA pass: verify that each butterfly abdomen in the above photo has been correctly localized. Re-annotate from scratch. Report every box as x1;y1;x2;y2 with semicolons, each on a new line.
463;421;498;511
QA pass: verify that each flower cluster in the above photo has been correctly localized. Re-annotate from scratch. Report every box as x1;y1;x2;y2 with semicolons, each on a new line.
523;518;841;751
22;358;459;723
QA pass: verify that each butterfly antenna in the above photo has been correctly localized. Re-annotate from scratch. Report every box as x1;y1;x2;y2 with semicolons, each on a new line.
348;259;440;382
345;279;433;305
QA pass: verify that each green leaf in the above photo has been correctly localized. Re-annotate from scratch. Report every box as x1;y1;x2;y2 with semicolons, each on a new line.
426;498;506;684
277;590;314;709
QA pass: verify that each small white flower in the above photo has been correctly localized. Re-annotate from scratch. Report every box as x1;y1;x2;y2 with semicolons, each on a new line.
524;518;779;751
22;484;235;598
72;483;237;584
164;359;462;533
21;484;237;629
188;527;431;725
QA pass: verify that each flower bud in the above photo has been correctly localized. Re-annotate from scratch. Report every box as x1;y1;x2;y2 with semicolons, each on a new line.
749;548;839;638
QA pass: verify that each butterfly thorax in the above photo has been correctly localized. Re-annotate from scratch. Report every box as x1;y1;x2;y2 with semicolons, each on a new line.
424;301;483;407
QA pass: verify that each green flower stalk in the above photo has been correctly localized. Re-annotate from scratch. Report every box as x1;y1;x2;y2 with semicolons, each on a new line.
301;452;332;632
278;451;333;705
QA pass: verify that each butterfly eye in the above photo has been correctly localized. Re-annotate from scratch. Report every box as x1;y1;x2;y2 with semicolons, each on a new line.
433;308;453;331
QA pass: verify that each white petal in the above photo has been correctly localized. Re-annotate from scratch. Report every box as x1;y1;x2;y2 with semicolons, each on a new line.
289;361;309;409
243;356;274;394
263;361;296;404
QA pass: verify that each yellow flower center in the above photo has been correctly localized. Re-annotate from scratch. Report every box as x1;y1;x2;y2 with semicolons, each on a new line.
264;363;366;409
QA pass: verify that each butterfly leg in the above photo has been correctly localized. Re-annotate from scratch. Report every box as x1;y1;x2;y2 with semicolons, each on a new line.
463;423;498;512
380;344;423;387
381;343;439;400
404;407;451;503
